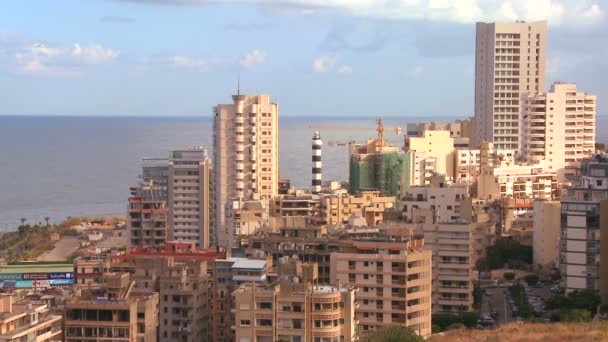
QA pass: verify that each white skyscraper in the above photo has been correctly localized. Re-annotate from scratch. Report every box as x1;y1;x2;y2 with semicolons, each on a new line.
213;94;279;247
474;20;547;154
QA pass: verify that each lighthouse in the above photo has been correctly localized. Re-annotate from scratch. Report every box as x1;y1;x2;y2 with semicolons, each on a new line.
312;131;322;194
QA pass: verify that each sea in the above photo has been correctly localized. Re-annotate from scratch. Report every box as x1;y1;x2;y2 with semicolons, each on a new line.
0;115;606;231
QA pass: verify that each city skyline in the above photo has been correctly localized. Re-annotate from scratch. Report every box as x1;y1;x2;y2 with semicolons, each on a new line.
0;0;606;117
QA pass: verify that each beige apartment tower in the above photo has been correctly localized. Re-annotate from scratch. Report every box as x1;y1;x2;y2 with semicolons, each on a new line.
475;20;547;153
168;148;212;248
214;94;279;247
524;82;596;179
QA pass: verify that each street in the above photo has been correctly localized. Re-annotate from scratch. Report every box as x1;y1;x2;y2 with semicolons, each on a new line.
481;286;512;325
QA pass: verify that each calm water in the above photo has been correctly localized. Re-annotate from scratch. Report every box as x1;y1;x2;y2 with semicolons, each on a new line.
0;115;605;230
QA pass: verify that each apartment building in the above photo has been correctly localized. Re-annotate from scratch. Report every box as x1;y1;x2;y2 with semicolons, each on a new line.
406;119;475;149
213;257;269;342
109;241;225;342
405;130;455;184
141;158;169;199
560;156;608;295
317;190;396;227
127;187;168;249
168;148;212;248
214;94;279;247
74;253;111;288
64;273;159;342
418;222;474;313
453;145;515;185
226;198;270;236
0;294;62;342
233;263;357;342
271;191;319;218
524;82;596;179
401;175;468;224
533;200;561;268
475;20;547;152
330;238;432;337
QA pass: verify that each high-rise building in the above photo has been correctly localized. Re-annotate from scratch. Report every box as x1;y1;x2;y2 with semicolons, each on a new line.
127;186;168;249
330;238;432;337
214;94;279;247
475;20;547;152
560;156;608;295
168;148;212;248
233;263;357;342
524;82;596;179
533;200;561;268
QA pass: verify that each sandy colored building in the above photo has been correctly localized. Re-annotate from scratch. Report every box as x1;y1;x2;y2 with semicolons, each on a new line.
330;238;432;337
524;82;596;180
214;94;279;247
418;222;474;313
401;175;468;224
226;198;270;236
74;253;112;288
168;148;212;248
405;130;455;185
475;20;547;152
406;119;475;149
318;190;396;227
128;187;168;249
0;294;62;342
477;142;558;200
233;263;357;342
64;272;159;342
533;200;561;268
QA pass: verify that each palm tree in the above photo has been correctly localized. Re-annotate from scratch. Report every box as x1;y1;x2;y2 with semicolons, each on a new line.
19;218;26;227
44;216;50;227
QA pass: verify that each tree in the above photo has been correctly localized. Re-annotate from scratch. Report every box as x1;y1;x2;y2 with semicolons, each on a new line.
596;143;606;152
556;309;592;323
485;238;532;269
19;218;26;226
446;323;466;331
524;274;539;286
459;312;480;328
44;216;50;227
363;326;423;342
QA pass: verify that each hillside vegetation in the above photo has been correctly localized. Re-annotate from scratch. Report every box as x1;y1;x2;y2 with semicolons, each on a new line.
427;322;608;342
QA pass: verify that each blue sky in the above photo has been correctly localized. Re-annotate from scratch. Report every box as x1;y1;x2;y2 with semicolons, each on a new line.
0;0;605;116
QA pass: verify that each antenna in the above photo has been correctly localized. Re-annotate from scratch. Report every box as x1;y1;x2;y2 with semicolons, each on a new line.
237;72;240;96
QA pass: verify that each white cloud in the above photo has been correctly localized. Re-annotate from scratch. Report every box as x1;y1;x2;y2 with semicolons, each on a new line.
114;0;603;25
410;65;425;76
337;65;353;74
14;42;120;76
171;55;216;72
240;49;266;68
312;55;336;73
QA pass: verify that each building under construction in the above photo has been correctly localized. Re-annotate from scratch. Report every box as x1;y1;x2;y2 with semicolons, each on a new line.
349;118;410;204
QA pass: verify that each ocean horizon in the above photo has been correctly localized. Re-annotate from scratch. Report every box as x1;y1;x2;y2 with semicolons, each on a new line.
1;115;605;231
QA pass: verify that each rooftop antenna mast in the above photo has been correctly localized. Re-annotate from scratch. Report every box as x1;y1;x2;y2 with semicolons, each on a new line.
237;72;240;96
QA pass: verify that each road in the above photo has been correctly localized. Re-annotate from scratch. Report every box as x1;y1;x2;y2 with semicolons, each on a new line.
481;287;512;325
37;236;81;261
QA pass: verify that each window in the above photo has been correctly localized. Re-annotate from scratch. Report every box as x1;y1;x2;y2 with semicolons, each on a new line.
240;320;251;326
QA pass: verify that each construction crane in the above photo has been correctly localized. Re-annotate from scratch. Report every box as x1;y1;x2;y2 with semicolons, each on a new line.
308;122;402;135
376;117;384;149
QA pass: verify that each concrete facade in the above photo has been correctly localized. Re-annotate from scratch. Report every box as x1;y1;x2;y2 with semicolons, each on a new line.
475;20;547;152
533;200;561;268
560;157;608;294
168;148;212;248
318;190;396;227
524;82;596;180
330;239;432;337
233;264;357;342
214;94;279;247
0;294;62;342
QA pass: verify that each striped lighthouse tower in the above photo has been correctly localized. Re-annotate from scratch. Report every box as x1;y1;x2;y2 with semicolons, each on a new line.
312;131;322;194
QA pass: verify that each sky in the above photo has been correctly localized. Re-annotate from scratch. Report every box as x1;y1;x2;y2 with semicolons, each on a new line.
0;0;605;117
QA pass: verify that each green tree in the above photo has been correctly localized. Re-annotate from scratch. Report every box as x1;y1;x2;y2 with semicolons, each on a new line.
556;309;592;322
485;238;532;269
363;326;423;342
19;218;26;227
459;312;480;328
524;274;539;286
446;323;466;331
44;216;50;227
